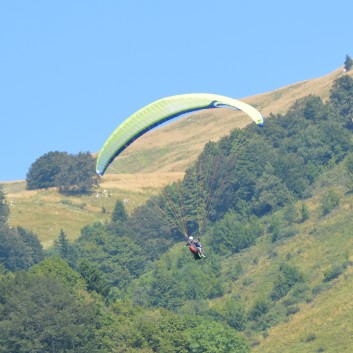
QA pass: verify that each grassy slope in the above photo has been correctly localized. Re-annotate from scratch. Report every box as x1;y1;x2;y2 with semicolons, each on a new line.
3;67;351;248
3;67;353;351
132;163;353;353
3;173;182;248
247;166;353;353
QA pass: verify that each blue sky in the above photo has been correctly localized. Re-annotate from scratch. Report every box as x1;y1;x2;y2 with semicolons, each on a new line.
1;0;353;181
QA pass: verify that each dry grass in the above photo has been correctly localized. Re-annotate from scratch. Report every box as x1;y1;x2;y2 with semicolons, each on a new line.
100;172;185;191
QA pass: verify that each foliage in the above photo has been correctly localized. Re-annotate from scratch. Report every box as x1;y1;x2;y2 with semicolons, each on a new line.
112;199;128;222
26;151;99;194
212;297;248;331
0;186;9;224
26;151;68;190
0;225;44;271
31;257;86;289
299;202;310;222
16;226;45;264
344;54;353;72
78;259;111;297
253;165;293;215
323;262;347;282
56;228;70;258
270;263;304;301
0;272;103;353
56;152;99;195
74;224;135;289
130;254;224;310
248;298;270;321
320;189;340;216
209;212;263;256
329;75;353;128
186;321;250;353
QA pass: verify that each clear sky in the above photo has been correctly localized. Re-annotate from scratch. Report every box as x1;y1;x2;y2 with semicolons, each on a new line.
1;0;353;181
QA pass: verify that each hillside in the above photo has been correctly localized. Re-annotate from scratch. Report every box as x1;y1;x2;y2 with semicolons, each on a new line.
2;65;353;352
123;161;353;353
3;67;351;247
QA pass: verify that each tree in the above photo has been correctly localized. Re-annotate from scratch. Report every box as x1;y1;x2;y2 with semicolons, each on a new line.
0;186;9;225
0;272;102;353
300;203;310;222
26;151;68;190
56;152;99;194
329;75;353;128
0;225;44;271
321;189;340;216
344;54;353;71
210;212;263;256
253;166;293;215
57;229;70;257
112;199;128;222
27;151;99;194
78;259;110;297
31;257;86;289
186;321;250;353
345;152;353;176
17;226;44;264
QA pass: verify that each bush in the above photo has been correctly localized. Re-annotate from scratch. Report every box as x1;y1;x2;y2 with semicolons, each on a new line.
323;263;347;282
248;299;270;321
271;264;304;301
321;189;340;216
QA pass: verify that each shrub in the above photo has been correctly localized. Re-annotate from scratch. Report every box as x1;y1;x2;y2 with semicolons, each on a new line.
321;189;340;216
323;263;347;282
271;264;304;301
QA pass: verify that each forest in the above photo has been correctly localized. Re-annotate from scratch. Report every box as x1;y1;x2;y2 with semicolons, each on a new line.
1;74;353;352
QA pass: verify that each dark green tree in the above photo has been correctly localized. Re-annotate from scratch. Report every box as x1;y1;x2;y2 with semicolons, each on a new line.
210;212;263;256
345;152;353;176
0;225;44;271
329;75;353;128
321;189;340;216
56;228;70;259
56;152;99;195
345;153;353;191
112;199;128;222
253;165;293;215
26;151;68;190
78;259;110;297
0;186;9;225
300;203;310;222
0;273;102;353
17;226;44;264
344;54;353;71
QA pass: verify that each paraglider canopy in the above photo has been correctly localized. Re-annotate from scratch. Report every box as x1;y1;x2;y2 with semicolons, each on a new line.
96;93;264;176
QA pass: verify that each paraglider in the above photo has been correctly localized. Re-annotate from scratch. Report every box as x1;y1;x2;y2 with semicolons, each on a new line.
96;93;264;259
186;236;205;260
